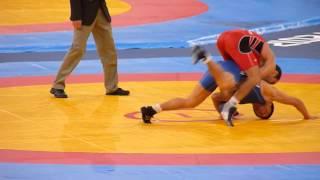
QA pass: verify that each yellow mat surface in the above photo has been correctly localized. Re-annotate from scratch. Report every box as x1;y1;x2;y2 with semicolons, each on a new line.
0;81;319;154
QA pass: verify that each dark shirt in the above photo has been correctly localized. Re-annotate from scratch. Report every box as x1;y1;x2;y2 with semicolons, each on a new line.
70;0;111;25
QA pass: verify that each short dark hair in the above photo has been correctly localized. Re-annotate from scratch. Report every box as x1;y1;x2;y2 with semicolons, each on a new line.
253;103;274;119
275;64;282;81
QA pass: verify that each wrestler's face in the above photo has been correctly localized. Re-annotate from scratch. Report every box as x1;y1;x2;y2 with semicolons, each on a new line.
264;69;279;84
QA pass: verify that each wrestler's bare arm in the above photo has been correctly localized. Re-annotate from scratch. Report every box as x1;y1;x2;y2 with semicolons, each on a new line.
261;82;312;119
260;43;276;79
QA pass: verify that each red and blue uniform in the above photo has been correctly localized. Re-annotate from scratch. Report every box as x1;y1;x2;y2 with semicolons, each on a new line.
200;60;265;105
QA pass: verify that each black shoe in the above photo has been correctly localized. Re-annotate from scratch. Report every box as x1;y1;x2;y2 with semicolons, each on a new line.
106;88;130;96
226;106;237;127
191;45;209;64
140;106;157;123
50;88;68;98
221;104;237;127
220;103;237;127
219;103;239;116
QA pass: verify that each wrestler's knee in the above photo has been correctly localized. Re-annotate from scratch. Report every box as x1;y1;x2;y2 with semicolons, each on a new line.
219;72;236;91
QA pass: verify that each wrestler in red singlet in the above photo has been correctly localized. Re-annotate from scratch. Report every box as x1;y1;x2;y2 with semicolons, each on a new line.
217;29;265;71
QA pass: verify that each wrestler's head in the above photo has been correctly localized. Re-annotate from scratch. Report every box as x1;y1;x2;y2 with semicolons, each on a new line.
252;102;274;119
264;64;282;84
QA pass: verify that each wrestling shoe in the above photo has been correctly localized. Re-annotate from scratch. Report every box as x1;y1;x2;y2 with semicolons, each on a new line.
220;103;237;127
191;45;209;64
50;88;68;98
219;104;240;118
106;88;130;96
140;106;157;123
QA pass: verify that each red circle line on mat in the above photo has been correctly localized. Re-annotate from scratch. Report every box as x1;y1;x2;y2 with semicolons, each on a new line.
1;150;320;165
0;73;320;88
